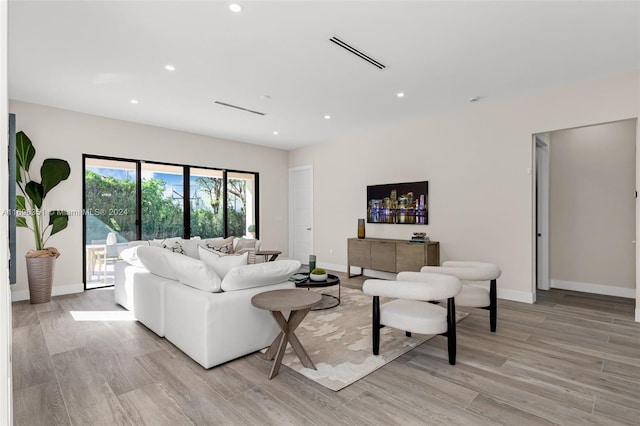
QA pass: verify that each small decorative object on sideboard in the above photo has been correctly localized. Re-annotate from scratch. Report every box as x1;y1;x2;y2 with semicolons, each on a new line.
310;268;328;281
410;232;430;243
357;218;366;239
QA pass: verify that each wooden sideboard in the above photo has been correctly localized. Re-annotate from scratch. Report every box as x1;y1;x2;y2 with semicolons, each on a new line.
347;238;440;278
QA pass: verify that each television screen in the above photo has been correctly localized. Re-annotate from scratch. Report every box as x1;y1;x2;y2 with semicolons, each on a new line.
367;181;428;224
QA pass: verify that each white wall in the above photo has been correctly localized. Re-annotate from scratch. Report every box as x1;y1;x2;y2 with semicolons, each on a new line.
549;120;636;297
9;101;290;299
289;71;640;305
0;0;12;421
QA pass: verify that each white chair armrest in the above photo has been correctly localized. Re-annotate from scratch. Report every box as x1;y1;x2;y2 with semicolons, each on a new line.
363;275;461;301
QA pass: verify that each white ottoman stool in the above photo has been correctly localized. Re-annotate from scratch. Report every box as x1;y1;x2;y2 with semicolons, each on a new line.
417;261;501;332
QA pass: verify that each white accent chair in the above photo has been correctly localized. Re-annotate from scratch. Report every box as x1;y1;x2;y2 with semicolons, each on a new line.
363;273;462;365
418;261;501;332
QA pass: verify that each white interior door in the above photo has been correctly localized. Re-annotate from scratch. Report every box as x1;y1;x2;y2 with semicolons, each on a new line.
289;165;313;265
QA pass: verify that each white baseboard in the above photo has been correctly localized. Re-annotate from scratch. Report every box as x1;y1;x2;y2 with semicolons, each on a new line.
497;288;535;304
318;262;347;273
550;279;635;299
11;283;84;302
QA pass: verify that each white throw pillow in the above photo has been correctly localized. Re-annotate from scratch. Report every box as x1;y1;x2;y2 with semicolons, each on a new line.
221;259;301;291
136;246;178;280
164;252;222;292
119;246;144;267
180;239;203;259
204;236;235;254
198;246;248;278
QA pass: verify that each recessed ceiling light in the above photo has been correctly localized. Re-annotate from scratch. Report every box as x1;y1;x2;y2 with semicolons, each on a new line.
324;115;331;120
469;96;480;103
259;95;271;101
164;65;176;71
273;131;279;135
229;4;242;13
130;99;139;104
396;92;405;98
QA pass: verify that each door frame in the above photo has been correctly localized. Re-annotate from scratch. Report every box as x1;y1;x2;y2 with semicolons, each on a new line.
534;134;550;291
532;120;639;322
288;165;313;265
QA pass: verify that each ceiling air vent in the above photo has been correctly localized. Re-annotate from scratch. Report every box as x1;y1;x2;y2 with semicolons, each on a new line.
329;36;386;70
214;101;266;116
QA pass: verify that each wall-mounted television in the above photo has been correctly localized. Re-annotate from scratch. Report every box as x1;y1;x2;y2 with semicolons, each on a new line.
367;181;428;224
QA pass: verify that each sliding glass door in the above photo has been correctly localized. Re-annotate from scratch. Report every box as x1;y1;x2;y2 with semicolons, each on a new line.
227;171;256;238
141;163;184;240
190;168;224;238
84;156;259;289
84;158;138;289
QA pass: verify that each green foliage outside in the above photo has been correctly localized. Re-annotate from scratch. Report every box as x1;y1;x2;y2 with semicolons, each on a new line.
85;171;250;243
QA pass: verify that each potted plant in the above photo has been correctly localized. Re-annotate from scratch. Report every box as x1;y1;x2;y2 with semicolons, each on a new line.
247;224;256;239
15;131;71;304
310;267;328;282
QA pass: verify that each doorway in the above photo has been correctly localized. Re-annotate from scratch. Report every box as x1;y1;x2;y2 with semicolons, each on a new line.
534;119;637;299
289;165;313;266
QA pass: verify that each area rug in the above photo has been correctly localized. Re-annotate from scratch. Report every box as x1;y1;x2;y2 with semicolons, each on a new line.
272;286;467;391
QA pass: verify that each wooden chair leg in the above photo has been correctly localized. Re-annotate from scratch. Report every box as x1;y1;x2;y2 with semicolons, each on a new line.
372;296;380;355
447;297;456;365
490;279;497;332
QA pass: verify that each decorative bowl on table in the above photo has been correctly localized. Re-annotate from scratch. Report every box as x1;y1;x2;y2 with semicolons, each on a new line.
309;268;328;281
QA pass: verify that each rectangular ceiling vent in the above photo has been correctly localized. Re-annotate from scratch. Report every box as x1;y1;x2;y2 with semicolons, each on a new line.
329;36;386;70
214;101;266;116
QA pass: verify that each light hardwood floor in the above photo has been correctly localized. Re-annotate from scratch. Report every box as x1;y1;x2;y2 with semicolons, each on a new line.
12;272;640;425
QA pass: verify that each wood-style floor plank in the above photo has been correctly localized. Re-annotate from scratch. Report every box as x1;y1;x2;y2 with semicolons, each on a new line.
13;381;70;426
465;394;557;426
52;347;131;425
11;324;57;391
118;383;195;426
11;278;640;426
136;350;248;425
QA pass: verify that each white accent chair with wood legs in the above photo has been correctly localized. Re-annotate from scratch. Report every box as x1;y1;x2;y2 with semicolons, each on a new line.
363;273;462;365
417;261;501;332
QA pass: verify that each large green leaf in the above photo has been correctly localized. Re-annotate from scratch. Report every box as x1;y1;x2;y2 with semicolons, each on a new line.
15;131;35;183
49;211;68;236
41;159;71;197
16;195;26;210
25;181;44;209
16;217;28;228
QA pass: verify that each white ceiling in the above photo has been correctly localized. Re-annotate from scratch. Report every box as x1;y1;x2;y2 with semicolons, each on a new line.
8;1;640;151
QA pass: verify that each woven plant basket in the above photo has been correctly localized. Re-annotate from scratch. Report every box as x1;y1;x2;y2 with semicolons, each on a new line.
26;256;56;304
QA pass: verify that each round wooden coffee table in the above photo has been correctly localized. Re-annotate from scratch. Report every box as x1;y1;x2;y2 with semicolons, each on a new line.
251;289;322;379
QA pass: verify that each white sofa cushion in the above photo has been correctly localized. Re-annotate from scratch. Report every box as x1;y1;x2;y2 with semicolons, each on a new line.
164;251;222;293
133;271;177;337
221;259;301;291
198;246;248;278
136;246;178;280
119;246;144;267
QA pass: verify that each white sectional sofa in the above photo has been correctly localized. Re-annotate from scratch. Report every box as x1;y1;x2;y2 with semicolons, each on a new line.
114;236;262;311
115;242;298;368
